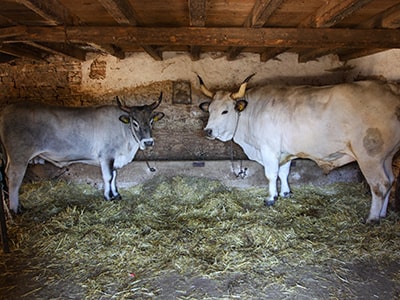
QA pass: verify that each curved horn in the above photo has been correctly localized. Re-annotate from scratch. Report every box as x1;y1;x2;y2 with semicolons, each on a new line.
231;73;256;100
150;92;163;110
116;96;131;113
197;74;215;98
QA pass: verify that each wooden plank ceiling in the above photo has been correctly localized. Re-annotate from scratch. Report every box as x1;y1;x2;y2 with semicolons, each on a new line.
0;0;399;64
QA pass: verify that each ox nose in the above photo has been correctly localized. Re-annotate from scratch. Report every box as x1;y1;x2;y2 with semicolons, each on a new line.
144;140;154;147
204;128;213;138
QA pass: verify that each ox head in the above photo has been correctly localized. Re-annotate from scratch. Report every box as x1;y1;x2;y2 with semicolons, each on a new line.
117;92;165;150
198;74;255;141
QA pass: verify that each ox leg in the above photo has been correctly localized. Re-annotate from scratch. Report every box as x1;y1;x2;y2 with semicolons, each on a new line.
5;160;28;213
100;160;121;201
380;157;396;218
278;161;292;198
359;162;392;223
262;159;280;207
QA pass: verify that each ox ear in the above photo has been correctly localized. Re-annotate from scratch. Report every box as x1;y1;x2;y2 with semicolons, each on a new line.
152;112;165;123
235;100;248;112
199;101;210;112
119;115;130;124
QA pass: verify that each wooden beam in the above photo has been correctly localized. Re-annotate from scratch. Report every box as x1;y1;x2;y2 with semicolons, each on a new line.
22;41;87;61
188;0;207;27
244;0;285;28
338;48;387;61
294;0;374;62
0;43;45;61
88;43;125;59
260;48;287;62
98;0;140;25
0;26;27;39
0;53;17;63
188;0;207;61
322;3;400;62
358;3;400;29
17;0;77;25
228;0;284;60
22;26;400;49
141;45;163;61
301;0;373;28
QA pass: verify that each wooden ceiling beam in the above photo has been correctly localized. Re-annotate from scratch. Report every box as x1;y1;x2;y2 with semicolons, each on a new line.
88;43;125;59
98;0;140;25
295;0;373;62
21;41;87;61
188;0;207;61
0;26;27;38
22;26;400;49
338;48;387;61
17;0;77;25
0;52;17;63
0;42;45;61
327;3;400;62
228;0;284;60
301;0;373;28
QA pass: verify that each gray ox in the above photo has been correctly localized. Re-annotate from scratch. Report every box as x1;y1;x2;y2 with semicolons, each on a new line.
199;75;400;223
0;93;165;213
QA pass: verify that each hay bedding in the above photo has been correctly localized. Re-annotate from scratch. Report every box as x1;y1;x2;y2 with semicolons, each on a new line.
0;176;400;299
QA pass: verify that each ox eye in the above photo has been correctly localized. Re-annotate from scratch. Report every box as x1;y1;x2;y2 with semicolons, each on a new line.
132;120;139;128
222;110;228;115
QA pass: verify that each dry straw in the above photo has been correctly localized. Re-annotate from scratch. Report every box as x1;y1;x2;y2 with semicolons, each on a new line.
1;175;399;298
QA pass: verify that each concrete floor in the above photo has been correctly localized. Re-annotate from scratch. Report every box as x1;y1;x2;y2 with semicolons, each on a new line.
26;159;363;191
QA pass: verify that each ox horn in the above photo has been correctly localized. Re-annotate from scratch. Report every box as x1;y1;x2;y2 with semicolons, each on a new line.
231;73;256;100
150;92;163;110
197;75;215;98
116;96;131;112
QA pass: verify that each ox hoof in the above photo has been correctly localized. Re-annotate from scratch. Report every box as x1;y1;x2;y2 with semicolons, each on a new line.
11;204;25;215
111;194;122;201
364;217;381;225
281;191;293;198
264;197;277;207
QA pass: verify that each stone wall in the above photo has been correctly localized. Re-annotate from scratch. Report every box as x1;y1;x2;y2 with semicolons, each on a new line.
0;50;399;164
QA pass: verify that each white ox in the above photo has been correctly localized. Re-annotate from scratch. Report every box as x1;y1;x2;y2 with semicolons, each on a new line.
199;75;400;223
0;94;165;213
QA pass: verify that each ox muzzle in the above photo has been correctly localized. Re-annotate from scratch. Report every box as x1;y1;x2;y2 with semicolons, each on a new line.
139;138;154;150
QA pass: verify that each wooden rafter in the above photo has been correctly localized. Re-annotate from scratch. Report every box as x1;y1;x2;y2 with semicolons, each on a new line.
228;0;284;61
301;0;373;28
21;41;87;61
98;0;139;25
98;0;161;60
88;43;125;59
295;0;374;62
188;0;207;61
0;42;44;61
0;26;27;38
17;0;77;25
22;26;400;49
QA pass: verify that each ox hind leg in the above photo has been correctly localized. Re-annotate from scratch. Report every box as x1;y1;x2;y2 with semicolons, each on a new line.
5;158;29;213
358;158;393;223
379;156;396;218
100;159;121;201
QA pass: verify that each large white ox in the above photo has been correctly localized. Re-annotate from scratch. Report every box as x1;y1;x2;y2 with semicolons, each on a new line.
199;75;400;223
0;94;165;213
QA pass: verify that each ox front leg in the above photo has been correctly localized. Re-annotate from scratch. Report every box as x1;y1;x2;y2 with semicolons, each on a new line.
262;159;280;207
278;161;292;198
100;160;121;201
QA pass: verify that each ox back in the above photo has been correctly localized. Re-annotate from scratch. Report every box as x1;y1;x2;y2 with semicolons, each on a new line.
0;96;164;213
199;77;400;223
